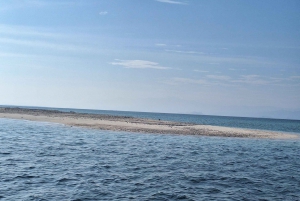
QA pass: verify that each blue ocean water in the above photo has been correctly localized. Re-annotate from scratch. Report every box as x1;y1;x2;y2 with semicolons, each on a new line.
0;118;299;200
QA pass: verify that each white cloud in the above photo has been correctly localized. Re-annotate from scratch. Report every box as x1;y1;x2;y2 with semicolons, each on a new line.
233;75;270;85
206;75;231;81
0;37;98;53
194;70;209;73
155;43;167;46
163;47;278;67
165;49;204;54
99;11;108;15
24;0;85;7
0;0;83;11
156;0;187;5
0;51;33;58
110;59;171;70
233;75;298;86
166;74;295;87
0;24;65;39
290;76;300;80
169;77;209;85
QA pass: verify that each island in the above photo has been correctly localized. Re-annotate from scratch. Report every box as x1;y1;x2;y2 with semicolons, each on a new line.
0;107;298;139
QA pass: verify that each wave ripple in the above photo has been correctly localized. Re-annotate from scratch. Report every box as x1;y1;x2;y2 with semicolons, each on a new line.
0;118;299;200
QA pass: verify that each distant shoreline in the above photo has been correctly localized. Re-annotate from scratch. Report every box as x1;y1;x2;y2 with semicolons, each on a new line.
0;107;298;139
2;105;300;122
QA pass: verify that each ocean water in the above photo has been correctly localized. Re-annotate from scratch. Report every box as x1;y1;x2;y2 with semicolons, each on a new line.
0;118;299;200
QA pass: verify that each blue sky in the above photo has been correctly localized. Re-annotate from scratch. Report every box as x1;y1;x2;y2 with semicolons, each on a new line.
0;0;300;119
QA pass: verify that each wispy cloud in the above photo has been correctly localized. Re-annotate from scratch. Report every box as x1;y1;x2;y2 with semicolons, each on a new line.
231;75;289;86
0;24;65;39
166;74;297;87
168;77;209;85
165;49;204;54
0;23;114;55
165;77;231;87
99;11;108;15
206;75;231;81
0;37;97;53
0;0;83;11
164;50;272;66
194;70;209;73
155;43;167;47
0;52;32;58
233;75;270;85
24;0;76;7
156;0;188;5
110;59;171;70
290;76;300;80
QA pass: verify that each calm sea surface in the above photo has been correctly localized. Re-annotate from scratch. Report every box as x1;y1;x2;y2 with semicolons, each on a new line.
0;117;299;200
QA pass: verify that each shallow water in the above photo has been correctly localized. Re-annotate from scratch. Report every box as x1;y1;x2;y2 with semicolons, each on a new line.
0;118;299;200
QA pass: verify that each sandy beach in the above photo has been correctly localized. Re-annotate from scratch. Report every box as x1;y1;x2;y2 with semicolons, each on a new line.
0;107;298;139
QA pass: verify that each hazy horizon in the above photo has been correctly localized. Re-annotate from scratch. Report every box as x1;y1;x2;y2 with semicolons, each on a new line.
1;104;300;121
1;0;299;119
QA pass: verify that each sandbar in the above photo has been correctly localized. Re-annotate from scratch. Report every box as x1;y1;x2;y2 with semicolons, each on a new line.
0;107;298;139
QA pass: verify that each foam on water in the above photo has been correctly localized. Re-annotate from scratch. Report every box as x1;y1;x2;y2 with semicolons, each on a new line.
0;118;299;200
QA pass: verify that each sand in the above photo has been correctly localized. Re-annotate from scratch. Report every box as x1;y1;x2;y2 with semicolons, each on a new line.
0;107;298;139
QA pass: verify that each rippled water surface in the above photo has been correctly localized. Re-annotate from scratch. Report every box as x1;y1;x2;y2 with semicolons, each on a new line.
0;119;299;200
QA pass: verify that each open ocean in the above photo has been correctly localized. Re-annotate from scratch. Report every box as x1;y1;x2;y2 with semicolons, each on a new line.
0;107;300;200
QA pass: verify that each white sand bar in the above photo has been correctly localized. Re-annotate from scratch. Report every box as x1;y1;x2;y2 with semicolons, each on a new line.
0;107;298;139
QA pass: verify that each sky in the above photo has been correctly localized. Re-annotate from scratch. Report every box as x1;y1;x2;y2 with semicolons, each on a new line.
0;0;300;119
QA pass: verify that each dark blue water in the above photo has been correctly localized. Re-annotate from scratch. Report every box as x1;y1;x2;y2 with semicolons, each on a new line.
4;105;300;134
0;118;299;200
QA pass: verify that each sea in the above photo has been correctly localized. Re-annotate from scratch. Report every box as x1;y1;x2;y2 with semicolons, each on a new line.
0;106;300;200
